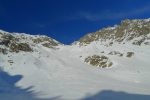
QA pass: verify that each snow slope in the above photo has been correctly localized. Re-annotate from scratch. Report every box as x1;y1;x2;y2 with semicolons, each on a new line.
0;41;150;100
0;19;150;100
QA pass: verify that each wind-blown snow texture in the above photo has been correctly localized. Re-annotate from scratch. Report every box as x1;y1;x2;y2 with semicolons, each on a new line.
0;19;150;100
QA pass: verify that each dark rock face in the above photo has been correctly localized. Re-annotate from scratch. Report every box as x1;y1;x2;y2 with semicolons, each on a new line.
10;43;32;52
1;34;14;40
42;43;54;48
0;40;10;46
0;34;14;46
0;34;33;53
0;48;7;54
32;37;59;46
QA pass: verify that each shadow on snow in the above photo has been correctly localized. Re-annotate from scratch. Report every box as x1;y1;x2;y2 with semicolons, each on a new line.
1;69;150;100
81;90;150;100
0;69;61;100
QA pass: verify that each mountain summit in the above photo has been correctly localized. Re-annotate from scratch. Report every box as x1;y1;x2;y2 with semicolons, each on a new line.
0;18;150;100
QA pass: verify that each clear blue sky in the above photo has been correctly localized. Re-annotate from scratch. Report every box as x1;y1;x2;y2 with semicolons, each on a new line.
0;0;150;44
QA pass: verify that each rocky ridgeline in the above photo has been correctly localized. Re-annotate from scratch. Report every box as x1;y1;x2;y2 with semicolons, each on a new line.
79;19;150;46
0;31;60;54
32;36;60;48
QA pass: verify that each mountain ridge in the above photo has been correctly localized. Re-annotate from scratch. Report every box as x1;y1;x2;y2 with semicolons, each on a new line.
1;18;150;46
0;18;150;100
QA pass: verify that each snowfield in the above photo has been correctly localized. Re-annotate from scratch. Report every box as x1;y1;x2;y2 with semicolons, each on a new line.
0;41;150;100
1;18;150;100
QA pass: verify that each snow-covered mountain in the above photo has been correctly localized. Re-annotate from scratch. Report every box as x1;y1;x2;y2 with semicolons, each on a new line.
0;18;150;100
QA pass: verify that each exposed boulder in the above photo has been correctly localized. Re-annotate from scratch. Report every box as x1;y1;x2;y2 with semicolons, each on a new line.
108;51;123;57
85;55;113;68
144;42;150;45
8;60;14;65
132;38;145;46
126;52;134;58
